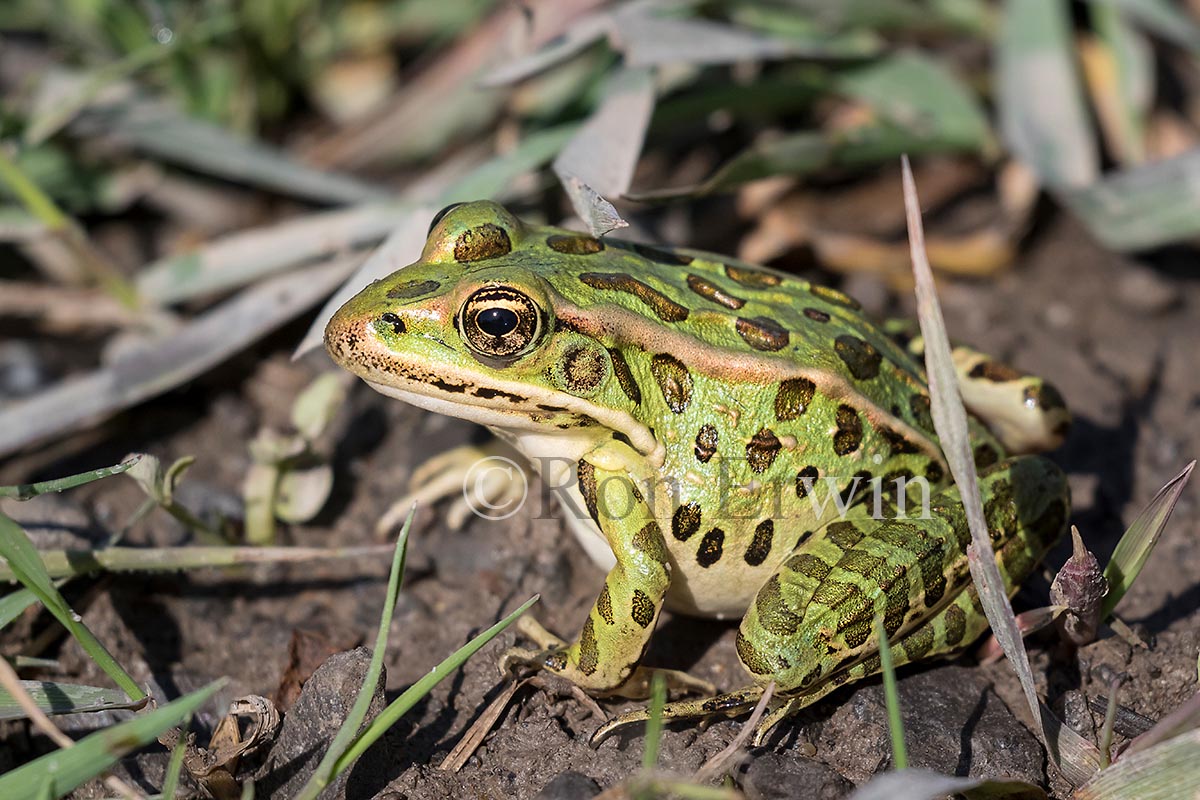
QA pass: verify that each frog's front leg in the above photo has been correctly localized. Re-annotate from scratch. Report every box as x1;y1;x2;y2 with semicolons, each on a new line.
501;454;710;698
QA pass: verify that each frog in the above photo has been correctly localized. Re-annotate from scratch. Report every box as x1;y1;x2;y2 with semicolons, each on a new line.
324;200;1071;744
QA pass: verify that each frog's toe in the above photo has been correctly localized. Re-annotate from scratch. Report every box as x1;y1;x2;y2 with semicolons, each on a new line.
590;686;764;745
375;441;525;537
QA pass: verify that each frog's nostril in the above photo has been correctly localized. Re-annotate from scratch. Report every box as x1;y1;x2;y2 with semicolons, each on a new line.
380;312;406;335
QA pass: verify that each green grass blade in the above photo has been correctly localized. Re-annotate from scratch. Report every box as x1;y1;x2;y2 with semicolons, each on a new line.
292;506;415;800
0;680;143;720
0;456;141;500
331;593;539;774
1102;460;1194;618
0;680;224;799
875;615;907;770
160;731;188;800
643;673;666;772
0;587;42;630
0;512;145;701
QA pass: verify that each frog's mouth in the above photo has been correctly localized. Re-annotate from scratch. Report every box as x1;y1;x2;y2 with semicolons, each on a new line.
326;307;660;458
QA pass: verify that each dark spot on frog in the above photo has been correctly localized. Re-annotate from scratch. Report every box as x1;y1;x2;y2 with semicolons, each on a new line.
431;378;467;394
944;604;966;646
833;404;863;455
579;272;690;322
724;263;782;288
736;316;790;351
672;502;702;541
632;243;693;265
560;344;607;394
547;233;604;254
650;353;693;413
925;460;944;483
454;223;512;262
746;427;782;473
834;334;882;381
608;347;642;405
973;442;999;468
736;630;775;675
386;279;440;300
803;307;831;323
744;520;774;566
809;284;861;310
472;387;527;403
597;583;615;625
1024;382;1068;412
578;460;600;528
694;424;718;463
838;470;872;508
969;360;1023;382
696;527;725;567
686;274;746;310
577;616;599;675
379;312;406;335
795;465;819;498
775;377;815;420
630;589;656;628
879;426;921;455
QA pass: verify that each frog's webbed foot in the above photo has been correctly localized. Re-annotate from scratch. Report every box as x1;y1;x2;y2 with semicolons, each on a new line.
590;686;766;745
375;440;525;537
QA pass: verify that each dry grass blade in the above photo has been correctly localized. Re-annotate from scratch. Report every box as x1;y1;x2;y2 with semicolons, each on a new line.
479;11;610;87
1073;728;1200;800
557;174;628;238
0;256;359;459
552;66;654;199
696;682;774;783
438;679;528;773
846;768;1047;800
1101;460;1194;618
902;156;1101;785
1123;691;1200;757
611;9;803;67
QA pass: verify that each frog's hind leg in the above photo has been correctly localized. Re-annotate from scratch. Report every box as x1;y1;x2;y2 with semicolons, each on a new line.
882;319;1070;454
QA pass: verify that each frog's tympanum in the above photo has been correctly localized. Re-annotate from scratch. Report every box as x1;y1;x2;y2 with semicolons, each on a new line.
325;201;1070;743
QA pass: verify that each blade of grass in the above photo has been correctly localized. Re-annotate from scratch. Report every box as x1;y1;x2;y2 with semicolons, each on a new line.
1123;691;1200;757
160;731;187;800
330;593;539;776
0;511;144;701
0;680;224;799
0;680;144;720
902;156;1101;785
0;456;141;500
292;507;415;800
0;544;396;581
1101;460;1194;618
847;768;1047;800
875;614;908;770
642;673;666;772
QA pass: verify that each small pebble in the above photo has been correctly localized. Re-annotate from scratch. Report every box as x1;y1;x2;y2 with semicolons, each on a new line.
742;753;852;800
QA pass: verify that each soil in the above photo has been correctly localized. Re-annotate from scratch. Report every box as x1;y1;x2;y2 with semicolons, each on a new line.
2;198;1198;799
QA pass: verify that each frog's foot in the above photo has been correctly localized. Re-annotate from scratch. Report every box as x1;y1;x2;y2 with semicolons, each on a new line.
375;440;525;537
590;686;765;745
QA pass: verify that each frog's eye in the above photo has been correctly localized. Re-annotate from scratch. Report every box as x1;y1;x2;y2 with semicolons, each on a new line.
458;286;545;362
428;202;465;234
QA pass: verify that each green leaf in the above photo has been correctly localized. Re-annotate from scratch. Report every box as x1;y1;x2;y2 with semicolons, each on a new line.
0;680;142;720
838;50;991;152
0;587;44;631
0;456;141;500
0;512;145;701
998;0;1099;188
0;680;223;799
643;673;666;772
290;373;348;441
1102;461;1194;618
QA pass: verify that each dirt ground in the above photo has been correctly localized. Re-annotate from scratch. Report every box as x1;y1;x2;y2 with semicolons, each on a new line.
2;191;1198;799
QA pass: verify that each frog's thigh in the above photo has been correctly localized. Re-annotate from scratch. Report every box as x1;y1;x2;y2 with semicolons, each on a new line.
510;457;673;695
951;346;1070;454
735;455;1069;693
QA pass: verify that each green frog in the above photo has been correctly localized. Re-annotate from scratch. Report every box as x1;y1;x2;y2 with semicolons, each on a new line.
325;201;1070;744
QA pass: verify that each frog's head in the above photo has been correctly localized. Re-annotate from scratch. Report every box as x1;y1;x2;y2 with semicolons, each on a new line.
325;201;655;451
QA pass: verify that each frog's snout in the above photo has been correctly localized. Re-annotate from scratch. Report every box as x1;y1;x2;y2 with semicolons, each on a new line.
323;302;372;372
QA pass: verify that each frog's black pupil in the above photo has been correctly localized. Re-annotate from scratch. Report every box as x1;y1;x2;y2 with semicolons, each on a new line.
477;307;519;336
